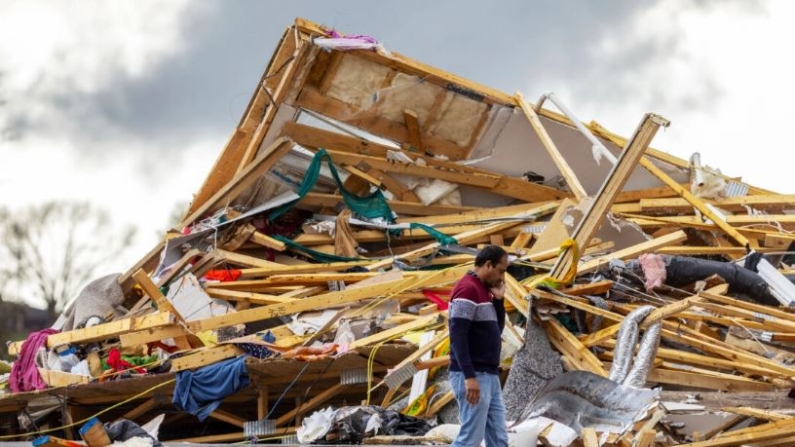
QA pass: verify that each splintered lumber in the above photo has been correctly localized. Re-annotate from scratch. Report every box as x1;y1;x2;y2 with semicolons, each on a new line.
8;312;175;356
576;229;687;274
237;260;374;278
674;418;795;447
180;137;294;228
349;314;442;349
367;201;559;270
189;268;466;333
578;292;705;347
302;192;476;216
132;269;194;350
544;317;608;377
549;113;670;282
170;344;244;372
516;92;587;201
581;427;599;447
539;290;795;380
276;383;350;427
722;407;790;422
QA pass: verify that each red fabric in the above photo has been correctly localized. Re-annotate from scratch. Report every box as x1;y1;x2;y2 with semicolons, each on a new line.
107;347;144;374
204;269;242;282
9;328;59;393
422;290;449;311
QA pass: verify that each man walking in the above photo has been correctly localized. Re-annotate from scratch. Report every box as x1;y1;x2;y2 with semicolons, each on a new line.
448;245;509;447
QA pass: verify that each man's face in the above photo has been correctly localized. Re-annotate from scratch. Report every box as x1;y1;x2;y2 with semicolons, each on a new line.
483;255;508;288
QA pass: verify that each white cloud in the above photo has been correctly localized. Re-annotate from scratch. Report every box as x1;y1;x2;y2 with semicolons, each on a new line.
0;0;197;141
528;0;795;193
0;0;212;300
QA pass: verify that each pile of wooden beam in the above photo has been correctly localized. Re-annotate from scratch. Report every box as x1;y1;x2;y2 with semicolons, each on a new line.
3;18;795;446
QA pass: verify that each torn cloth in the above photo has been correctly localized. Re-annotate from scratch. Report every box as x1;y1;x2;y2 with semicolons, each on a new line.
172;355;250;421
9;328;59;393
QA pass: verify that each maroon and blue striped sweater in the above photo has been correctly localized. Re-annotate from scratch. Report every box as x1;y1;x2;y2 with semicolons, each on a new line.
448;271;505;378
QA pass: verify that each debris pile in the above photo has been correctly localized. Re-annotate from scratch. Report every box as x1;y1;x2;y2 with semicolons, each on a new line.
3;17;795;447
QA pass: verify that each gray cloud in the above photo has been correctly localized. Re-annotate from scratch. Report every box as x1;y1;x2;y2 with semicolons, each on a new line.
0;0;770;164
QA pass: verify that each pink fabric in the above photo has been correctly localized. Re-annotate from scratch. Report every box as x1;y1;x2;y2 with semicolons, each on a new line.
9;328;59;393
638;253;667;292
326;29;378;44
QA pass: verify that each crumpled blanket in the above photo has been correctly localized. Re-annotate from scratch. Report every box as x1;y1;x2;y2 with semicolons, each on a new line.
172;355;249;421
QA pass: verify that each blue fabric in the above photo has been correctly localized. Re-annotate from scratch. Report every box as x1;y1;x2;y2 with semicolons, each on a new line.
450;371;508;447
172;355;250;421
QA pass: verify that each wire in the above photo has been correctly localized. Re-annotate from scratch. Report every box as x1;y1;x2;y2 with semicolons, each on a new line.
265;361;311;421
0;378;177;440
364;322;443;406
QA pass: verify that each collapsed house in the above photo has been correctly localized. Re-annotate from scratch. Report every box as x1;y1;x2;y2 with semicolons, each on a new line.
3;17;795;446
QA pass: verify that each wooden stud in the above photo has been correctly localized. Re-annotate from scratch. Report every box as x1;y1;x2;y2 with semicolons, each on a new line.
8;311;174;355
276;383;350;426
170;345;243;372
404;109;424;151
516;92;588;201
581;427;599;447
549;113;669;282
133;269;194;350
209;409;247;428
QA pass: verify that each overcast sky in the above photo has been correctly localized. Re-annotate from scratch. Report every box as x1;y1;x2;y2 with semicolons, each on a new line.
1;0;792;303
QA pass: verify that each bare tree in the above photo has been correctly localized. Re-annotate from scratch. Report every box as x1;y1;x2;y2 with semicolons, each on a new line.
0;201;137;317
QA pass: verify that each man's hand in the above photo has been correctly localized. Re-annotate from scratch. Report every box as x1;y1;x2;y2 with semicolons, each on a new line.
490;281;506;300
465;377;480;405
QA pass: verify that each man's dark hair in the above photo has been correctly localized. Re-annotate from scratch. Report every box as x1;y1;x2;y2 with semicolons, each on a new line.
475;245;507;267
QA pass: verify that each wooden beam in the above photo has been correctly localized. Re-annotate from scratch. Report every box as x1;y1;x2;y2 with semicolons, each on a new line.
188;278;411;332
205;288;297;305
319;148;501;188
119;324;191;348
236;42;309;172
721;407;790;422
302;192;476;216
633;195;795;215
133;269;193;350
576;230;687;275
516;92;587;201
215;248;282;268
365;167;421;202
544;317;608;376
121;397;159;421
209;409;247;429
276;383;350;426
8;311;174;355
282;121;567;202
349;314;442;349
170;345;244;372
579;293;704;347
366;202;559;270
549;113;669;282
184;129;250;219
119;238;167;296
295;18;514;104
676;419;795;447
404;109;424;151
180;137;294;228
249;231;287;252
540;291;795;379
700;291;795;323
